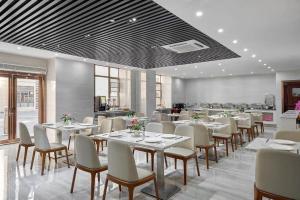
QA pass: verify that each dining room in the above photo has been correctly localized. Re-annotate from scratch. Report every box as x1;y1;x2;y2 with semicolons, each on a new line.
0;0;300;200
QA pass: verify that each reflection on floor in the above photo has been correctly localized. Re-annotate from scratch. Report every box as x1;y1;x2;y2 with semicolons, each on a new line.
0;127;275;200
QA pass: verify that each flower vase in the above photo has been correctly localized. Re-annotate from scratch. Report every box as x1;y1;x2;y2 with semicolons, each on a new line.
64;120;71;126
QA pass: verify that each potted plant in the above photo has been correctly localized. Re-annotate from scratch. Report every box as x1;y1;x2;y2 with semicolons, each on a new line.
191;113;201;123
130;118;143;136
61;113;73;125
127;111;136;118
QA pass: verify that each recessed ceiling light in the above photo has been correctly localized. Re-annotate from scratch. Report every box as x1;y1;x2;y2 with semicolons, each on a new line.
258;59;262;62
84;34;91;38
42;43;46;46
17;46;21;50
129;17;137;23
243;48;248;52
83;58;87;61
194;66;198;69
196;11;203;17
263;63;267;66
57;44;60;48
109;19;115;23
251;72;254;74
267;66;271;69
251;54;256;58
218;63;222;66
271;69;275;72
232;40;238;44
175;68;178;71
217;28;224;33
228;73;233;76
54;53;58;56
222;69;225;72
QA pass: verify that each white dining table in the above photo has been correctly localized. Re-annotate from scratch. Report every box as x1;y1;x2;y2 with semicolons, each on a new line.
93;130;190;200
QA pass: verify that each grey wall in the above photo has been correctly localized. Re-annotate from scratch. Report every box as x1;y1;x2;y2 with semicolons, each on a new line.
55;58;94;122
146;70;156;117
172;77;186;104
184;74;276;104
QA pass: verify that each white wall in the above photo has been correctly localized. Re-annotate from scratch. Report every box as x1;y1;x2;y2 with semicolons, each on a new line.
172;77;186;104
184;74;276;105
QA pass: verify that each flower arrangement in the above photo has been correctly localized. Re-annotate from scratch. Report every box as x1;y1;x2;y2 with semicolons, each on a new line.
127;111;136;117
130;118;142;131
61;113;73;124
295;100;300;110
191;113;202;120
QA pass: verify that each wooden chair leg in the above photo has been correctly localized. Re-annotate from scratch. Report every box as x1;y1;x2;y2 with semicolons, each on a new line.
23;146;28;167
225;139;229;156
103;178;109;200
128;186;134;200
41;152;46;176
101;141;104;151
164;156;168;168
234;135;238;150
195;155;200;176
205;147;209;169
54;151;58;164
97;173;100;182
174;158;177;169
118;184;122;192
16;144;21;162
230;137;234;152
67;136;72;150
151;153;154;171
239;133;243;147
70;167;77;193
214;145;218;163
153;176;160;200
30;149;36;170
146;152;149;163
65;148;70;168
183;159;187;185
90;172;96;200
95;141;100;153
254;185;263;200
48;152;51;162
247;129;251;142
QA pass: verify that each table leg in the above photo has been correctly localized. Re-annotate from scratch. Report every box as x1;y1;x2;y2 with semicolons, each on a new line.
55;130;63;155
141;150;181;200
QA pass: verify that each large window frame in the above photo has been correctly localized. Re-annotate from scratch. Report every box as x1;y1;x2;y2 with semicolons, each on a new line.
94;65;120;107
156;75;162;107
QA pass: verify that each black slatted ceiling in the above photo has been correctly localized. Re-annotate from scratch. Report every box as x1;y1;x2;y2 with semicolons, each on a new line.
0;0;240;69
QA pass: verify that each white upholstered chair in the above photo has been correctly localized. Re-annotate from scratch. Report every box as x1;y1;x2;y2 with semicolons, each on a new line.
133;122;163;171
192;124;217;169
31;124;70;175
229;117;243;149
161;121;175;134
253;113;264;133
70;135;107;200
93;118;112;152
164;125;200;185
255;149;300;200
112;117;126;131
97;116;106;131
213;117;234;156
103;141;159;200
274;130;300;142
237;113;254;142
68;116;94;150
16;122;35;166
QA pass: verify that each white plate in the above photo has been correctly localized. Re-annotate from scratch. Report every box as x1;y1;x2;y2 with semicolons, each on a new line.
161;134;177;139
269;144;294;151
144;138;162;143
109;133;122;137
63;125;75;128
273;139;296;145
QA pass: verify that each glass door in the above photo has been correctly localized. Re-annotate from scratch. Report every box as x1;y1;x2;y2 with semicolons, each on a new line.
0;77;9;141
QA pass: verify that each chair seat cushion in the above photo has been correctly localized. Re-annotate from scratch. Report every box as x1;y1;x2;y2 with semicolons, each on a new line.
137;168;153;180
213;133;232;139
238;125;251;129
134;146;156;153
49;143;66;150
164;147;195;157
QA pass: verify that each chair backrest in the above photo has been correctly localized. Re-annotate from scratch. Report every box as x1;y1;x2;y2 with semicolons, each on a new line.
229;117;238;133
108;140;139;182
161;121;175;134
75;135;101;169
192;124;210;146
98;116;106;131
252;113;263;122
99;119;112;133
34;124;50;150
161;113;169;121
178;114;190;120
113;118;126;131
19;122;33;145
150;112;161;122
145;122;163;133
274;130;300;142
80;116;94;135
215;117;232;135
174;125;194;150
237;113;251;128
255;149;300;199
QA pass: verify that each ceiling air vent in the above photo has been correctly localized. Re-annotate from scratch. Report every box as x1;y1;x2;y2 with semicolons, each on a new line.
161;40;209;53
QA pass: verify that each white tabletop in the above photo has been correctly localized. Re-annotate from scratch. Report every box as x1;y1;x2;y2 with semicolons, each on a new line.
42;122;98;131
173;120;229;130
93;130;190;151
246;137;300;153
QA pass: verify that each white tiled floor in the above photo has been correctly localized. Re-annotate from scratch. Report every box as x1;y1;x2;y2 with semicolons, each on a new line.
0;128;274;200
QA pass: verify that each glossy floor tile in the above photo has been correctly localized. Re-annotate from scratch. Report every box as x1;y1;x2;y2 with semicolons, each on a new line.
0;128;275;200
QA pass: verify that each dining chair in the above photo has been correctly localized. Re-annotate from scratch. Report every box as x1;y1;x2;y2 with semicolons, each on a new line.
133;122;163;171
178;114;190;120
164;125;200;185
250;113;259;136
103;140;159;200
213;117;234;156
97;116;106;131
150;111;161;122
16;122;35;166
237;113;254;142
68;116;94;150
229;117;243;149
93;118;112;153
161;121;175;134
253;113;264;133
254;149;300;200
30;124;70;175
274;130;300;142
161;113;170;121
112;117;126;131
192;124;217;169
70;135;108;200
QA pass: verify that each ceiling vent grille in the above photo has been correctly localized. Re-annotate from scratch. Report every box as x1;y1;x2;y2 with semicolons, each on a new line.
161;40;209;53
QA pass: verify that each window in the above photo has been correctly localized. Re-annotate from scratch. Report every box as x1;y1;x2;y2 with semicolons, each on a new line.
95;65;120;107
156;75;162;107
